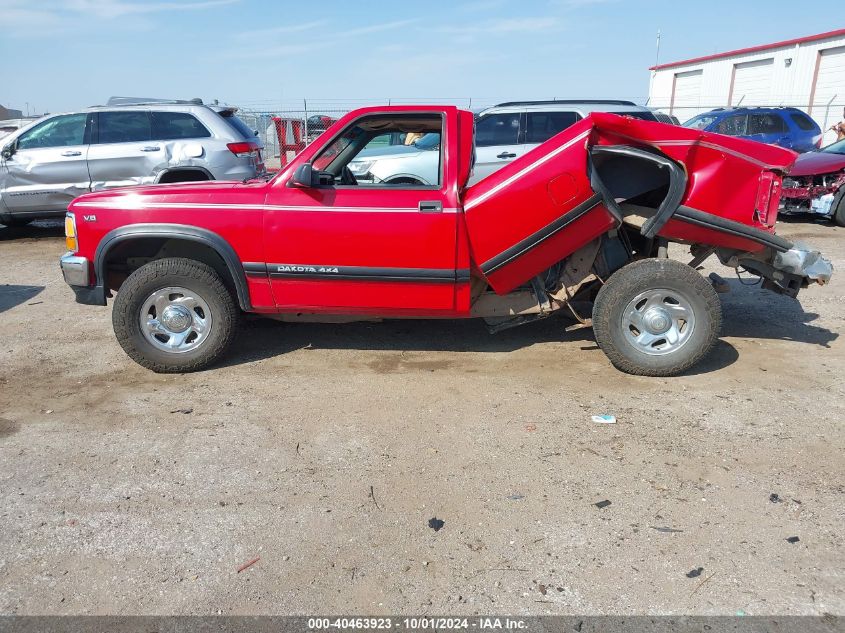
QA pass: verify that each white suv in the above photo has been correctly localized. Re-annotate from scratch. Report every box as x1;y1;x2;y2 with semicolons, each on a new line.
0;97;264;226
347;100;658;188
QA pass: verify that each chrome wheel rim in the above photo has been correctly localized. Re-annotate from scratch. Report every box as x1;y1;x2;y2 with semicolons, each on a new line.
140;286;212;354
621;288;695;356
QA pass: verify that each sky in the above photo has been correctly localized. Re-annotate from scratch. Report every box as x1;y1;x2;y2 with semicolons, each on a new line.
1;0;842;115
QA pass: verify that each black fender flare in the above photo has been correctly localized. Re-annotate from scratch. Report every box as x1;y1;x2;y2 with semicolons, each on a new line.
94;224;252;310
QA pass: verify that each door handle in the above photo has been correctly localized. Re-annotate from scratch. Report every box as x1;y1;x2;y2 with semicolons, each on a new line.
496;152;517;159
61;150;81;157
419;200;443;213
141;146;160;152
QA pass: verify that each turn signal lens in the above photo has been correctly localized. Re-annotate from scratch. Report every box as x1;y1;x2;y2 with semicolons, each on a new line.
65;213;78;252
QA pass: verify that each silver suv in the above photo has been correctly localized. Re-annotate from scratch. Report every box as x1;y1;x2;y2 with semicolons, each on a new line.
0;97;264;225
472;100;658;182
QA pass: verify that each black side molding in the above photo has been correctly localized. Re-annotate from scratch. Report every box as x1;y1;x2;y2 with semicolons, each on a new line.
479;193;604;276
674;206;794;253
267;264;469;284
94;224;252;310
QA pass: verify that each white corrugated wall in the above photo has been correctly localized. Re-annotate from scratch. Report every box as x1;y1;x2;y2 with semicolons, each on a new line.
648;32;845;143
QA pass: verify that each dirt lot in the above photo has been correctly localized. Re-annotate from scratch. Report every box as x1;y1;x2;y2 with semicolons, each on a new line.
0;218;843;616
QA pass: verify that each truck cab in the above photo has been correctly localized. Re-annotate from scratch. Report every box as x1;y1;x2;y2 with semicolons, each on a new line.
60;105;832;376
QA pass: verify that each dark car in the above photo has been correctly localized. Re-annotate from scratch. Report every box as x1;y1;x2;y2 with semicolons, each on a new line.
683;107;822;153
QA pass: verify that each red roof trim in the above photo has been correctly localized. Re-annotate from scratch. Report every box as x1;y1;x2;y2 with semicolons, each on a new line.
650;28;845;71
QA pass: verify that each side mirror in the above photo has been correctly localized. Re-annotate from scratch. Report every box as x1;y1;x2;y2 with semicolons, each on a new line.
291;163;335;187
1;144;14;160
291;163;317;187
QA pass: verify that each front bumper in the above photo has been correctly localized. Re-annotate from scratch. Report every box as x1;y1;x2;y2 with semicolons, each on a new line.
59;253;106;305
60;253;89;286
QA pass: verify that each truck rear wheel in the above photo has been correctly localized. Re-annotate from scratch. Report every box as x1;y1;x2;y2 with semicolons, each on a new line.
592;258;722;376
112;258;240;373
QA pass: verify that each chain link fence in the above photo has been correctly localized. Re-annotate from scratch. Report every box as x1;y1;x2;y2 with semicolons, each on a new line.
233;99;494;171
234;97;845;170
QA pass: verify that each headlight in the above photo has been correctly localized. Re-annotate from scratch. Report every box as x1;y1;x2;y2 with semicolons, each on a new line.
348;160;374;176
65;212;78;252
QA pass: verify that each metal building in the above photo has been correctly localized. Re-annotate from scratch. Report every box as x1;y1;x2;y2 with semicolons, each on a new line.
648;29;845;144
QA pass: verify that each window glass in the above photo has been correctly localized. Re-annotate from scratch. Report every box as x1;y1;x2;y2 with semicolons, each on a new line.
151;112;211;140
683;114;718;130
311;114;443;187
98;111;151;144
475;113;520;147
525;112;580;144
790;112;816;131
17;114;87;149
221;113;257;140
748;113;787;135
714;115;747;136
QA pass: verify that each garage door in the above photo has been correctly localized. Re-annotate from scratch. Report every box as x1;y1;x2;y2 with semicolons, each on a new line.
731;58;774;106
672;69;703;121
813;46;845;144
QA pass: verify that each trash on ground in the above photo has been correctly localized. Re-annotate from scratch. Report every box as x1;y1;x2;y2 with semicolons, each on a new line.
594;500;612;509
769;493;782;503
508;494;525;500
170;408;193;414
650;526;684;533
591;414;616;424
236;556;260;573
786;536;800;544
428;517;445;532
686;567;704;578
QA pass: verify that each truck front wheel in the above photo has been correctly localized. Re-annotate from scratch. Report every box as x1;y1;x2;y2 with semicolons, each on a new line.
112;258;240;373
592;258;722;376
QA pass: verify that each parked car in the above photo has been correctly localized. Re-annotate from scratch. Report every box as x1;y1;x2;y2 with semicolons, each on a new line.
651;111;680;125
683;107;822;153
780;137;845;224
348;100;659;186
60;105;831;377
0;97;264;226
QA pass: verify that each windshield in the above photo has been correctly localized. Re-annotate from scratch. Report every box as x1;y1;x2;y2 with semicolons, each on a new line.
683;115;718;130
822;138;845;155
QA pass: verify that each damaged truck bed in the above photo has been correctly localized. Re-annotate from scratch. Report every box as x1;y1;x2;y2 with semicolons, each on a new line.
61;105;832;376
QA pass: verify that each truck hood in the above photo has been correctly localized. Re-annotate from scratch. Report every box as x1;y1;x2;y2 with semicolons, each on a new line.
70;180;264;210
788;151;845;177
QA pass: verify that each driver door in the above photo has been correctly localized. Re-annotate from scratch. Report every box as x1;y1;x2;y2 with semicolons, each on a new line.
262;111;460;314
1;113;92;213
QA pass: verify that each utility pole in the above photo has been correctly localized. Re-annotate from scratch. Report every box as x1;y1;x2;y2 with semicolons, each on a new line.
655;29;661;68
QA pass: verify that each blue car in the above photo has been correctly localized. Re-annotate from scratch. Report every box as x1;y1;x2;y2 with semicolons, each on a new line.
683;107;822;153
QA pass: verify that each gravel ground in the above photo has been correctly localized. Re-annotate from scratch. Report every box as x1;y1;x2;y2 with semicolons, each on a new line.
0;218;843;616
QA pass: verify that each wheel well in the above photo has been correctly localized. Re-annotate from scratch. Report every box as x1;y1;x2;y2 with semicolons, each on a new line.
384;176;425;185
103;237;237;300
157;169;212;184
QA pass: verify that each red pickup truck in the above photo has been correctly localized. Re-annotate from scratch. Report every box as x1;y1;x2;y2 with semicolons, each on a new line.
60;105;832;376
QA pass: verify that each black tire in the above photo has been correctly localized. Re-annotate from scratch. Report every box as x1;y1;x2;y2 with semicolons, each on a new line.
112;258;240;373
832;192;845;227
592;258;722;377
